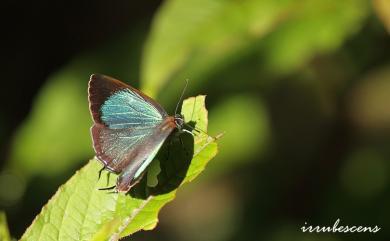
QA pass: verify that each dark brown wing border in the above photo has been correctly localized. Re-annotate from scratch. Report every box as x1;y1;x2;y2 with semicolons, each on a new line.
88;74;167;125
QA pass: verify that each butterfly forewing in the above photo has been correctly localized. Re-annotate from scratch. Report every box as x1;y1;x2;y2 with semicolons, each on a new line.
88;74;167;126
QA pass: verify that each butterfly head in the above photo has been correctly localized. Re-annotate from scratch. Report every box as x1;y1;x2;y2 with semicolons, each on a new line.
174;113;185;130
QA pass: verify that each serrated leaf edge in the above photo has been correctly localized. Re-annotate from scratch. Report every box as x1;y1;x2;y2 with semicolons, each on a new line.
114;133;221;240
110;196;152;241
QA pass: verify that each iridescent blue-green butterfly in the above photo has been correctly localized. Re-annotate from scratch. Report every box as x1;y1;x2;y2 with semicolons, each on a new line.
88;74;188;193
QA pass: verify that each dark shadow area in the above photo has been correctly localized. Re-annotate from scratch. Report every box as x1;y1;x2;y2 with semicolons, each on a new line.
151;132;194;195
129;131;194;199
185;120;198;131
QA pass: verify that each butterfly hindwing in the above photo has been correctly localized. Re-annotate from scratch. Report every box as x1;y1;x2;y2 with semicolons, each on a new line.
91;124;155;172
91;117;176;192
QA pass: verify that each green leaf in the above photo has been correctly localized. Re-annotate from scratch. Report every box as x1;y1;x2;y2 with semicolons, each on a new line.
258;0;369;75
0;212;11;241
141;0;368;98
21;96;220;241
141;0;286;96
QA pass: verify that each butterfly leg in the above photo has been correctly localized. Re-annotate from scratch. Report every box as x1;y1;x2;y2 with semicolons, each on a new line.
97;167;115;191
98;166;105;180
106;172;111;186
98;185;116;192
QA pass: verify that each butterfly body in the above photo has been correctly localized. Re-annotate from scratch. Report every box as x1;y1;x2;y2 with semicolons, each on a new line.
88;74;184;193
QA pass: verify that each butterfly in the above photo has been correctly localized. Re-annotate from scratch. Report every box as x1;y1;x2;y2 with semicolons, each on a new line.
88;74;190;193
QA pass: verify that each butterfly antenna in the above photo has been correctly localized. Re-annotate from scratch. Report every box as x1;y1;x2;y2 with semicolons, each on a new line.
175;79;189;115
184;123;213;138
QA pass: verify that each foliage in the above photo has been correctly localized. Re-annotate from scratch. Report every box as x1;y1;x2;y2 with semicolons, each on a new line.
20;96;219;240
2;0;387;240
0;212;11;241
141;0;368;101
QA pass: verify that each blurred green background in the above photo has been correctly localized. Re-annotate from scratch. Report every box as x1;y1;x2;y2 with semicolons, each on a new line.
1;0;390;240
